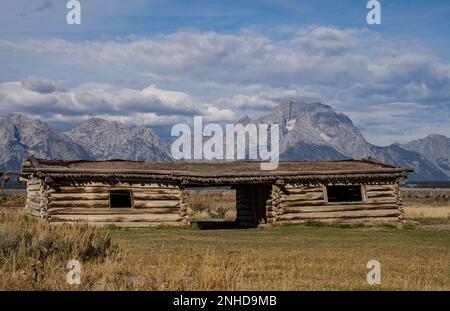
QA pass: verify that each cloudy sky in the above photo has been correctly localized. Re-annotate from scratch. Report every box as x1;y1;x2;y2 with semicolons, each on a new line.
0;0;449;145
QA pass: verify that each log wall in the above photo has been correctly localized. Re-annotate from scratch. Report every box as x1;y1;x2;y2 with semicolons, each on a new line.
272;182;403;225
25;177;404;227
25;178;46;218
26;179;188;227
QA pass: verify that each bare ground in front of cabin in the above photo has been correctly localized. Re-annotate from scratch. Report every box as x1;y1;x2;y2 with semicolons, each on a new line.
0;188;449;290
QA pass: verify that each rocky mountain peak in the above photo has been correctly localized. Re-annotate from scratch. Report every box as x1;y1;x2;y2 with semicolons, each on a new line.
69;118;171;162
0;114;91;170
403;134;450;177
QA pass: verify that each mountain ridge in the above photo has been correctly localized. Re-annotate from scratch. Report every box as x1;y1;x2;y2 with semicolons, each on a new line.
0;102;449;181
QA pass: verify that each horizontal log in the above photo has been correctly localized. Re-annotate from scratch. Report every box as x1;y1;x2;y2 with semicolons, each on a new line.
51;182;177;188
50;213;184;223
266;211;277;218
280;200;326;208
26;190;40;197
284;188;323;194
48;207;180;215
48;200;109;208
132;193;181;200
54;186;180;194
276;217;400;225
27;194;41;204
284;185;321;190
282;203;398;214
26;200;41;211
133;200;180;208
279;209;400;220
365;185;395;192
366;198;397;204
366;191;394;198
27;180;41;186
27;185;41;192
50;193;109;201
280;193;324;202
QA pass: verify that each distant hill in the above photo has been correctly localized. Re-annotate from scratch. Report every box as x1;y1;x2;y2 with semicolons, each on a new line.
0;102;448;181
403;134;450;178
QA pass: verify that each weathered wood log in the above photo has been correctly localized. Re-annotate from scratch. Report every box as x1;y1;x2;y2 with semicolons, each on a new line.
26;200;41;211
276;216;399;225
54;186;180;194
48;207;180;215
50;193;109;201
27;184;41;192
282;203;398;214
284;188;323;194
48;200;109;208
133;200;180;208
51;182;177;188
366;191;394;198
284;185;320;190
280;193;324;202
366;198;397;204
50;213;184;223
132;193;181;200
266;211;277;218
365;185;395;192
27;180;41;186
27;189;40;196
279;209;401;220
27;194;41;204
280;200;326;207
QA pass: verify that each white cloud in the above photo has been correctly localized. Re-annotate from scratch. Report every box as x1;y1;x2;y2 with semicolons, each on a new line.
0;26;449;144
0;79;235;126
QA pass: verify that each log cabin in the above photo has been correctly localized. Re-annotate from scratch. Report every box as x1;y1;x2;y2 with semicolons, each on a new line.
20;157;413;227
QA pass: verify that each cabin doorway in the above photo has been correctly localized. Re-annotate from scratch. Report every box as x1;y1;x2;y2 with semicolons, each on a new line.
235;184;271;227
186;187;237;229
109;190;132;208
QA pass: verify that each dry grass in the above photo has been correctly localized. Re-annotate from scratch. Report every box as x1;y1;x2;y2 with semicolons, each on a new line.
404;205;450;220
1;208;449;290
187;189;236;220
0;208;122;290
0;195;26;208
109;224;450;290
1;188;450;290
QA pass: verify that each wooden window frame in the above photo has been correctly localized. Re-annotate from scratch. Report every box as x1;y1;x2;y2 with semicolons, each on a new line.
323;184;367;204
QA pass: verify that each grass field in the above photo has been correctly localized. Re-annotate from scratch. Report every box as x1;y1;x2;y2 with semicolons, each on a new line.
1;188;449;290
107;220;450;290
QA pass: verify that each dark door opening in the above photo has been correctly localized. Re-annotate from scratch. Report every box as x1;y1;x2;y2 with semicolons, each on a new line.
236;184;271;227
109;190;132;208
326;185;363;202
